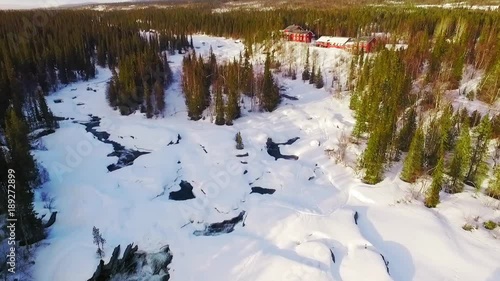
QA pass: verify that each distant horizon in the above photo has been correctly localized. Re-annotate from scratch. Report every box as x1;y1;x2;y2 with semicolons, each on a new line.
0;0;132;10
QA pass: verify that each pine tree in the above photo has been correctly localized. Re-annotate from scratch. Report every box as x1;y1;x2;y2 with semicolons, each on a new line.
425;145;444;208
446;121;471;193
400;126;424;183
315;67;324;89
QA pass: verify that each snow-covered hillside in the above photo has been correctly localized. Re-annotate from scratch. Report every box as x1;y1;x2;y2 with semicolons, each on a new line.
32;35;500;281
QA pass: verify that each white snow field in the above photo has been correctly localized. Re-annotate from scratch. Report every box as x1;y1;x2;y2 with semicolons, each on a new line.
32;35;500;281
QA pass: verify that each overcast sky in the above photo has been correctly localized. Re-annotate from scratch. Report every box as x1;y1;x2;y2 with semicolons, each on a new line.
0;0;132;9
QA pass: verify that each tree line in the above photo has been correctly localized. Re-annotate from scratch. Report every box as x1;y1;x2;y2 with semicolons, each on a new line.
182;47;280;123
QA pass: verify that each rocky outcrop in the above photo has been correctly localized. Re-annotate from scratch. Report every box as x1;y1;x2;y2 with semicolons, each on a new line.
266;137;299;160
88;244;173;281
194;211;246;236
169;180;196;201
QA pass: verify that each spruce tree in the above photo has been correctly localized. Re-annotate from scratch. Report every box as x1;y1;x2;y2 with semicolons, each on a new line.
36;87;57;129
144;80;154;119
154;80;165;117
362;128;385;184
214;78;225;126
425;145;444;208
397;107;417;152
400;126;424;183
446;121;471;193
486;164;500;199
309;61;316;85
261;53;280;112
315;67;324;89
235;132;244;150
302;48;310;82
465;116;492;189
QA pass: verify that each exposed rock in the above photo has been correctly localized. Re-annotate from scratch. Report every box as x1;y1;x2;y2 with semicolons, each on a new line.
266;137;299;161
167;134;182;146
281;93;299;100
29;129;56;140
54;116;69;121
250;187;275;195
88;243;172;281
193;211;246;236
54;99;63;103
354;211;359;225
169;180;195;201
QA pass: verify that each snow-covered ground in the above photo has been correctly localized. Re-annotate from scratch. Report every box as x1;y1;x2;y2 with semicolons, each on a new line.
31;35;500;281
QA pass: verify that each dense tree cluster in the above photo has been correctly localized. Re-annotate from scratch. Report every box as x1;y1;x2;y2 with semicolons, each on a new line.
182;49;279;122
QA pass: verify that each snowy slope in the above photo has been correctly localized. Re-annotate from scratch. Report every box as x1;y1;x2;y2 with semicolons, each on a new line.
32;35;500;281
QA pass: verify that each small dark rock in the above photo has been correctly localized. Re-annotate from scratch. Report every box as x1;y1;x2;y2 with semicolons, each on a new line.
250;187;275;195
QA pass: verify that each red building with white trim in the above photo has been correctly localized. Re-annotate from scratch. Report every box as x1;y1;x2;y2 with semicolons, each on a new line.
280;25;315;43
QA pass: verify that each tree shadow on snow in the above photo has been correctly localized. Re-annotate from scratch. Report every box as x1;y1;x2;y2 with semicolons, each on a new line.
486;268;500;281
355;207;416;281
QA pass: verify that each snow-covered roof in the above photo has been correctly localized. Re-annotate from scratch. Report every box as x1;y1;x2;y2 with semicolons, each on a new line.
385;44;408;50
316;36;352;45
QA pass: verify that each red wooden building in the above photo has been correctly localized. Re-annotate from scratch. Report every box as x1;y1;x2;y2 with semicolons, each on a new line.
280;25;315;43
351;36;377;53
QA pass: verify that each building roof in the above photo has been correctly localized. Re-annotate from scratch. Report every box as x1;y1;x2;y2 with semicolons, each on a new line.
355;36;376;43
282;24;313;34
283;24;303;32
316;36;352;45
